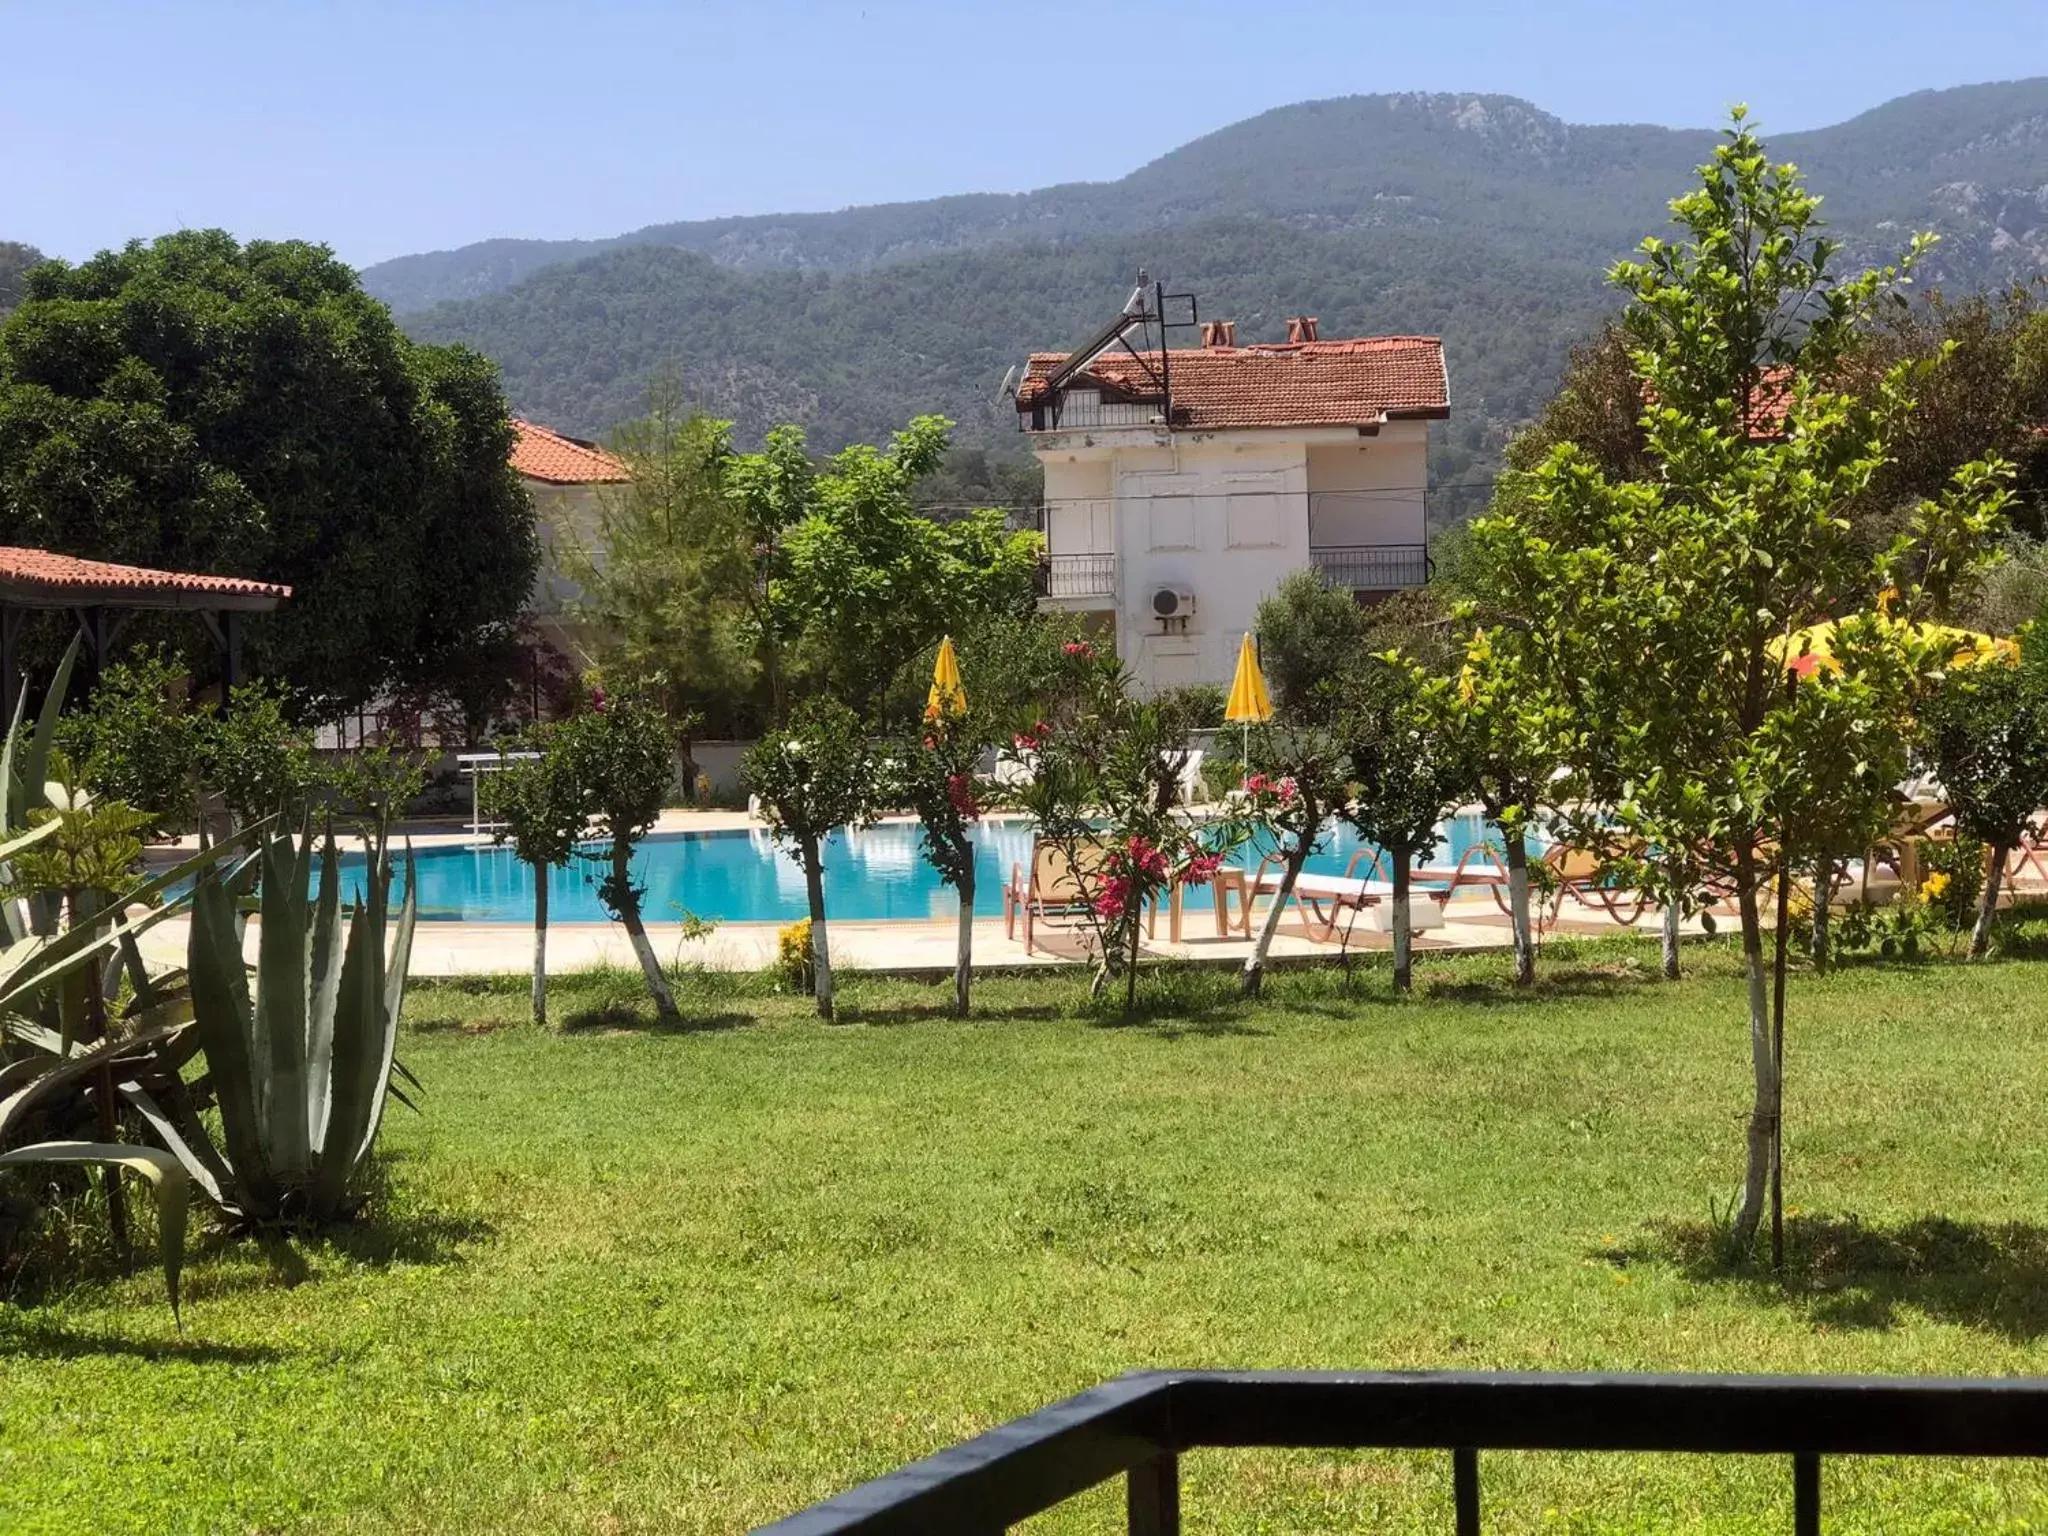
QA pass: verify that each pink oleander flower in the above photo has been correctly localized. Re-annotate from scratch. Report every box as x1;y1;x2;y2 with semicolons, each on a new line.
1094;875;1131;918
946;772;980;819
1181;852;1223;887
1275;775;1299;802
589;686;608;713
1012;732;1038;751
1244;772;1269;794
1063;640;1095;659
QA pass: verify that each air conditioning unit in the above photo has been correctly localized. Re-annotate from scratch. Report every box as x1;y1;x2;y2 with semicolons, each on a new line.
1151;587;1197;620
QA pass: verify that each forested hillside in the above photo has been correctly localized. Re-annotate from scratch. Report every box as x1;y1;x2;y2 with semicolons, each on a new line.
386;80;2048;519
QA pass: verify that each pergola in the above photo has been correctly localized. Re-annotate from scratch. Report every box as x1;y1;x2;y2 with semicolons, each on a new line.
0;546;292;721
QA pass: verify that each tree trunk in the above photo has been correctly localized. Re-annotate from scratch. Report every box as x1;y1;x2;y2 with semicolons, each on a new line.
1771;848;1792;1272
1123;907;1141;1017
1971;845;2007;960
531;866;549;1028
1242;836;1312;998
1729;855;1776;1257
1660;885;1682;981
1504;826;1534;987
953;865;974;1018
1392;848;1413;993
1808;854;1833;972
801;832;834;1021
613;842;680;1026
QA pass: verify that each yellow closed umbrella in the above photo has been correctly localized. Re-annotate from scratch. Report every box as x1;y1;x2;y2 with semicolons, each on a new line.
1224;632;1273;769
924;634;967;722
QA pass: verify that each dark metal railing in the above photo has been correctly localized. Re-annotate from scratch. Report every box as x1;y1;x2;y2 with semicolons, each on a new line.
1042;552;1118;601
754;1369;2048;1535
1310;542;1431;591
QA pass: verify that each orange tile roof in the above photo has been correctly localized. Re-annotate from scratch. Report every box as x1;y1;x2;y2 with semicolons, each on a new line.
1016;337;1449;431
511;419;630;484
0;547;291;600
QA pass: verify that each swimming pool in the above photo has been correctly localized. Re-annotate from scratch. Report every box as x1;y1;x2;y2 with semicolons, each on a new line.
382;813;1509;924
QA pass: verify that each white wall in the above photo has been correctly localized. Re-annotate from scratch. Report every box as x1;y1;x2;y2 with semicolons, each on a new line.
1112;436;1312;692
1305;423;1429;548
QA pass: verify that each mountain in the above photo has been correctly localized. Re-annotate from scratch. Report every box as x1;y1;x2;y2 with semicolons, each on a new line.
0;242;45;316
384;80;2048;519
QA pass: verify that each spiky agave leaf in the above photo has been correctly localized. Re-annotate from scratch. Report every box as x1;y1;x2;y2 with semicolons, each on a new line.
115;1078;236;1215
310;892;383;1216
0;1140;188;1321
253;830;312;1181
186;871;278;1214
359;842;418;1163
0;1020;190;1145
304;828;344;1153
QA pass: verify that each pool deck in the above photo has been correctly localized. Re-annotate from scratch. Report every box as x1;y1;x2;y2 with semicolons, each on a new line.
137;810;1718;977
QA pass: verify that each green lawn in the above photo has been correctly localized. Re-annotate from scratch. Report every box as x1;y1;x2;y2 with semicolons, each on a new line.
4;938;2048;1533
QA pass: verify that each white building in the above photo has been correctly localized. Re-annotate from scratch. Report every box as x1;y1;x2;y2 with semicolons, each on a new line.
1015;302;1449;692
510;417;630;661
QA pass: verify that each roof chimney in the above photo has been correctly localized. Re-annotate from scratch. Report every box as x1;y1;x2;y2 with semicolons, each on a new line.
1201;319;1237;349
1286;315;1319;344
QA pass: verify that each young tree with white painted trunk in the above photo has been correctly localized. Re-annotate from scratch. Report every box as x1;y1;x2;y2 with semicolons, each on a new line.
481;739;589;1027
554;688;685;1027
1333;659;1470;993
745;700;881;1021
1236;723;1349;999
1918;621;2048;959
1472;112;2010;1259
892;713;991;1017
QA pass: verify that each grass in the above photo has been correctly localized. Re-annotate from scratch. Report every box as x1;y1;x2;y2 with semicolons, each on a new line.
4;934;2048;1532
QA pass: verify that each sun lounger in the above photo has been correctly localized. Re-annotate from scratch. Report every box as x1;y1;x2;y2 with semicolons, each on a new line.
1002;838;1102;954
1242;850;1444;944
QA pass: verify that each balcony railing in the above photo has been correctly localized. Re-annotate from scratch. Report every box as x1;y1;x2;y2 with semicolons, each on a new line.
1041;553;1118;601
755;1369;2048;1535
1311;542;1430;591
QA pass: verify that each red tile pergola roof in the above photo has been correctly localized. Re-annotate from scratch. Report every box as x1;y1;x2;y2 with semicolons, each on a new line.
511;419;630;484
1017;337;1450;431
0;547;290;611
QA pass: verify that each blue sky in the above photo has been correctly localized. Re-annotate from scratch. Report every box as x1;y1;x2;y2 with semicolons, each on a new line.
6;0;2046;268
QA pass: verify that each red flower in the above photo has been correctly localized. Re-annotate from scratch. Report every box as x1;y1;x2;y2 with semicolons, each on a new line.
589;686;608;713
1094;875;1132;918
1181;852;1224;887
1244;772;1269;794
1063;640;1095;659
946;772;980;819
1275;775;1299;802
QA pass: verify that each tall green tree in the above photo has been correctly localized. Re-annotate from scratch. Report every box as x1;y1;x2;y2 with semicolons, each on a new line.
569;388;757;731
0;230;538;714
748;415;1041;719
1474;114;2009;1257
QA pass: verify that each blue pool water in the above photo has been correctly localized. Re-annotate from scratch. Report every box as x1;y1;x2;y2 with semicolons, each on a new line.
380;813;1508;924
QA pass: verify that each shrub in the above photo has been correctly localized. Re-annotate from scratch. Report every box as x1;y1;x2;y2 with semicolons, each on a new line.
59;647;203;835
777;919;814;991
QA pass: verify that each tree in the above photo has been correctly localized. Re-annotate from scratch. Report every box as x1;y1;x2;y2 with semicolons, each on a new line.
744;699;881;1021
1413;628;1565;986
1333;659;1469;993
1253;570;1370;721
890;698;990;1017
1474;114;2010;1258
481;738;590;1026
1918;625;2048;957
0;230;538;715
758;415;1041;718
552;689;680;1025
1236;720;1348;998
1002;646;1226;1015
59;647;204;836
570;390;759;732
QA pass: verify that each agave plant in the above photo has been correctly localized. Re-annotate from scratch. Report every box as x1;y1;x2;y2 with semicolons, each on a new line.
0;644;264;1316
162;823;418;1225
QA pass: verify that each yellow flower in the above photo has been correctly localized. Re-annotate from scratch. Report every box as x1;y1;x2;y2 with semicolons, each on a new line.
1920;871;1951;902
